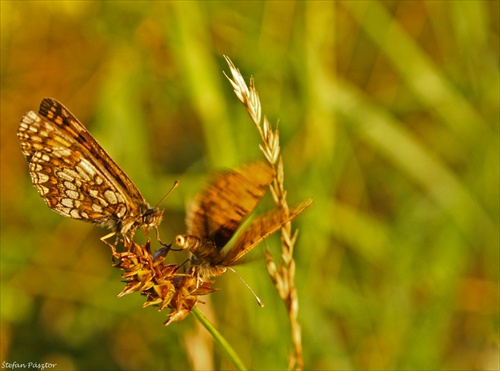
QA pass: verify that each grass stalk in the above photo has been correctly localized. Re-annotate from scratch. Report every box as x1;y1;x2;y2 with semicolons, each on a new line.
224;55;304;370
191;307;247;371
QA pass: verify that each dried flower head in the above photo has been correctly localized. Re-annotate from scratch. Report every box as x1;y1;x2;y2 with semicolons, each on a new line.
110;239;217;325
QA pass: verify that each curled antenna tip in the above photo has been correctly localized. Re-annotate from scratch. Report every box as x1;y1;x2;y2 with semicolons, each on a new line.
154;180;180;208
228;267;264;307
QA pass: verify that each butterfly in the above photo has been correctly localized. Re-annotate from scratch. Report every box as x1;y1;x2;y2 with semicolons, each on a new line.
175;161;312;280
17;98;167;246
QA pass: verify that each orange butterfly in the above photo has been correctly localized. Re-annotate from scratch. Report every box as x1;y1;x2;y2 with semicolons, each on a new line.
176;162;312;280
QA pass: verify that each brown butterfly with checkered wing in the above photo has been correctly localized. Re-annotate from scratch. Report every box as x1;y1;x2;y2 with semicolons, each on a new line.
17;98;171;247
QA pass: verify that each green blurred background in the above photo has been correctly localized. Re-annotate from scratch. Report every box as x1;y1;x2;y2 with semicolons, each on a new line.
1;1;498;370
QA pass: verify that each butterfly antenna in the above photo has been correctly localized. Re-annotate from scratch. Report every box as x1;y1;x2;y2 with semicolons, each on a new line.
228;267;264;307
155;180;179;208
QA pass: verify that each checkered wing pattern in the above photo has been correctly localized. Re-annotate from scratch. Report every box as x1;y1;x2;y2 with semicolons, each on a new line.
17;98;163;237
176;161;312;278
186;161;274;249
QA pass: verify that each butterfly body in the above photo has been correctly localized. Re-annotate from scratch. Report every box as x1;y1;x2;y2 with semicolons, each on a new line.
17;98;163;242
175;234;227;278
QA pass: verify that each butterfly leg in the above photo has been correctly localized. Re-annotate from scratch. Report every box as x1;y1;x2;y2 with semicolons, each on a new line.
154;226;172;252
100;231;121;255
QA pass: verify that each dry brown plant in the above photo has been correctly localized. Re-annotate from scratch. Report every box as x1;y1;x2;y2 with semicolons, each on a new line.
111;240;216;326
224;55;307;371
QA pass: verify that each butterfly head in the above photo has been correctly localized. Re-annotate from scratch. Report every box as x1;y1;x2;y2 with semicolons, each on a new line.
175;234;201;253
176;234;225;271
142;206;164;230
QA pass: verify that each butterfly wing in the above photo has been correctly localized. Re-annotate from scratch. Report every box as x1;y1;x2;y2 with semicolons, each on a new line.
17;98;156;232
186;161;274;249
220;198;313;265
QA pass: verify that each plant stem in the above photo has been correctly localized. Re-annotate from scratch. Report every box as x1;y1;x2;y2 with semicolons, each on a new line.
192;307;247;371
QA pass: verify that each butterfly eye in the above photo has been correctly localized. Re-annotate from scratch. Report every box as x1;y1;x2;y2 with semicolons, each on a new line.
143;208;163;227
176;235;186;247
